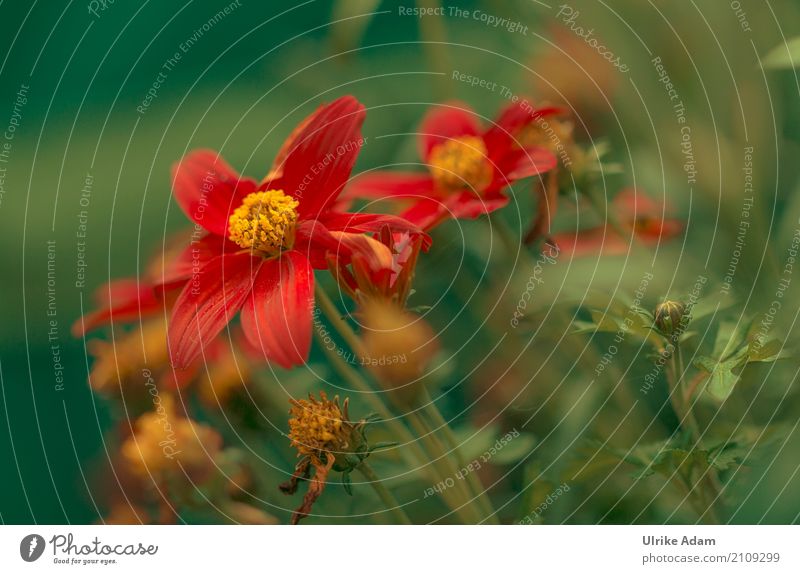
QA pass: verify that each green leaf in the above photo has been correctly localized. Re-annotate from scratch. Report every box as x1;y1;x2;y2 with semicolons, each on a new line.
747;338;789;362
452;424;499;462
688;297;735;322
696;357;741;402
563;444;621;482
712;319;752;360
588;310;625;333
490;433;537;465
763;37;800;69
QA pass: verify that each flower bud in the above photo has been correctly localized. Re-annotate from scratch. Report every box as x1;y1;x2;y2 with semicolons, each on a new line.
654;300;687;336
360;301;438;406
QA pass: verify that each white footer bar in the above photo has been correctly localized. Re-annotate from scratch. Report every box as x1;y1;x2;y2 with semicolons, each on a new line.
1;525;797;572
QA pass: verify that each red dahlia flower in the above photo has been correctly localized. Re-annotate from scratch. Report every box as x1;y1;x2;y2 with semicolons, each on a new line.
168;96;423;369
344;100;560;230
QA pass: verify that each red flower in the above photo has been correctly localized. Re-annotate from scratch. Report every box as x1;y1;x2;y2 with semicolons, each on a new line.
548;188;683;257
167;96;424;369
71;278;162;337
344;100;559;230
328;226;424;306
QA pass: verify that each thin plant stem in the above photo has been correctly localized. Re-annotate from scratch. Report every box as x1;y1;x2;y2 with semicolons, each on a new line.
666;343;722;523
419;388;498;523
406;410;483;524
488;213;519;257
356;461;413;525
415;0;452;99
315;283;367;358
313;284;474;521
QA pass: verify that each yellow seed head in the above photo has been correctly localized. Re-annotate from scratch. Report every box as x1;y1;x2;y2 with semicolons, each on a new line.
228;189;299;255
428;136;492;192
288;392;352;462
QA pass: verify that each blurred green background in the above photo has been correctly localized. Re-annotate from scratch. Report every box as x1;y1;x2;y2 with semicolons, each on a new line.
1;0;800;524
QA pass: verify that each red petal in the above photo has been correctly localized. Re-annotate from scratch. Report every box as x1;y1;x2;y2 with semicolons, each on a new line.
148;233;234;290
240;252;314;369
265;104;324;181
168;252;261;368
613;187;662;217
294;220;345;269
318;211;428;239
72;279;160;336
447;190;509;221
275;96;366;220
342;171;436;201
171;150;259;236
160;361;201;390
612;188;684;242
639;218;683;242
399;198;451;230
398;190;509;231
418;102;480;160
328;231;394;272
483;100;565;155
488;146;558;192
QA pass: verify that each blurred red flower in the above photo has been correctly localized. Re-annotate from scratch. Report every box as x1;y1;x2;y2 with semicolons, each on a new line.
549;188;683;257
344;100;559;230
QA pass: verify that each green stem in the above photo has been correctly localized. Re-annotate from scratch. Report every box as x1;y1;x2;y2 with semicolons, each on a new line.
407;411;483;524
666;344;722;523
356;461;413;525
668;345;701;444
314;284;474;521
315;283;367;358
419;389;498;523
415;0;452;100
488;213;519;257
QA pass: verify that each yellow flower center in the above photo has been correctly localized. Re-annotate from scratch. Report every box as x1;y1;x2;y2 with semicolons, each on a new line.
428;136;492;192
288;393;351;461
228;189;299;255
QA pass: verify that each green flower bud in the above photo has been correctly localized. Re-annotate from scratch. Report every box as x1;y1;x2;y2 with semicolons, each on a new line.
653;300;688;336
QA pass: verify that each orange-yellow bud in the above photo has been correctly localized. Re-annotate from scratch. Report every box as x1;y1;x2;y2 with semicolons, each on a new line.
360;301;438;405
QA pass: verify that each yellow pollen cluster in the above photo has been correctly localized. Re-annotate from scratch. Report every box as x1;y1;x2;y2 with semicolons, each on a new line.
517;118;574;151
288;392;351;462
428;135;492;192
228;189;299;255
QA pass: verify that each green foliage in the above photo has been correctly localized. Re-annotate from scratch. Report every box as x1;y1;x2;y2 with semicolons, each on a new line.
762;37;800;69
694;319;790;402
